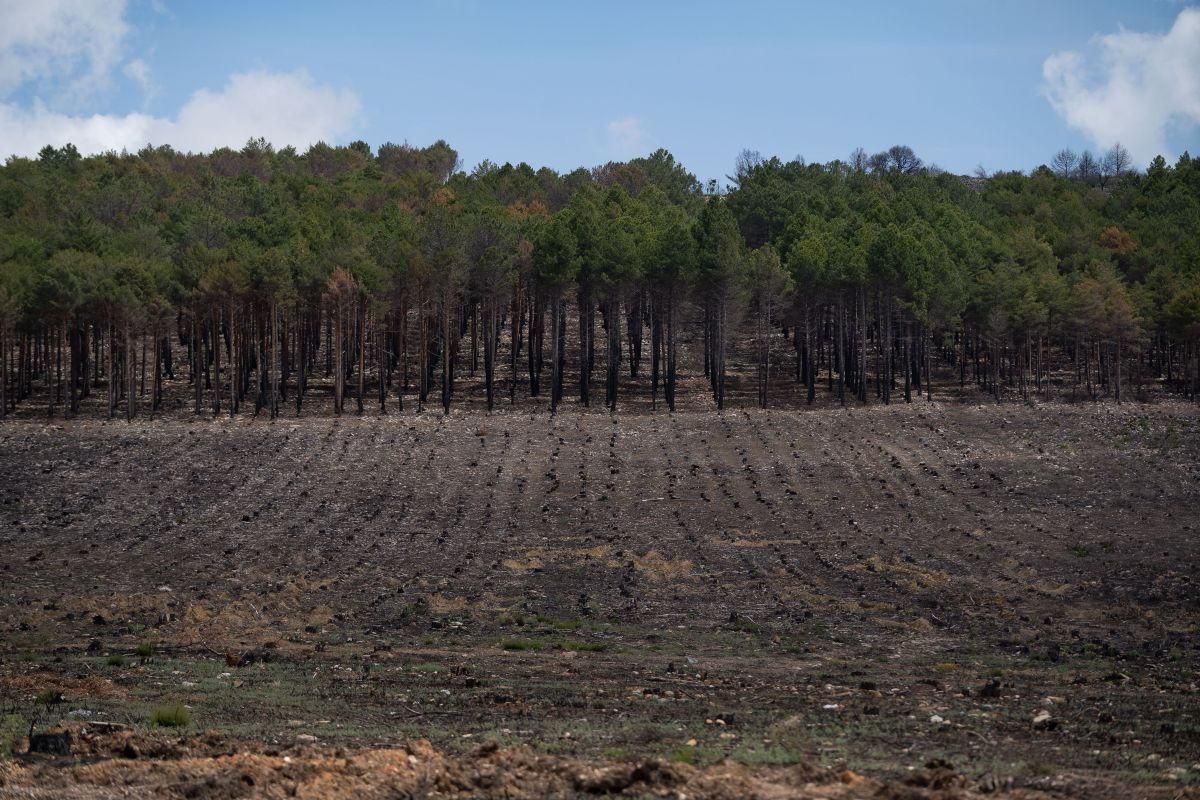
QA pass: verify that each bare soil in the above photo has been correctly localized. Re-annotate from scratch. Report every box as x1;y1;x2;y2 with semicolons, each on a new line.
1;401;1198;798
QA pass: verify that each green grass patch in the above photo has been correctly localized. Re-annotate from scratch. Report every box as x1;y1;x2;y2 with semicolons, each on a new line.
731;741;807;766
500;638;542;651
670;747;696;764
1;714;28;758
149;704;191;728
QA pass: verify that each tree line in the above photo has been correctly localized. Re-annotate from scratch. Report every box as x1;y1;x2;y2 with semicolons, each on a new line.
0;137;1198;419
1048;143;1133;189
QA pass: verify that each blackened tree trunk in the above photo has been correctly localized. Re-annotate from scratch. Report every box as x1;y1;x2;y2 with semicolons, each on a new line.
579;288;591;406
529;292;543;398
606;291;621;411
125;318;135;421
357;301;366;415
628;289;644;379
550;290;563;412
510;283;522;405
335;297;345;414
483;296;498;411
903;317;912;403
650;292;661;409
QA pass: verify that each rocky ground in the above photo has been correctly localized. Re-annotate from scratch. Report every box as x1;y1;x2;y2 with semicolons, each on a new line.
1;400;1198;798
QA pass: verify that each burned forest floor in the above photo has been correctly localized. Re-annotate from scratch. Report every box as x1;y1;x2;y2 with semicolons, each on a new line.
1;401;1199;799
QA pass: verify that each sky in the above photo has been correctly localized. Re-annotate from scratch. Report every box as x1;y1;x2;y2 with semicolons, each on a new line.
1;0;1198;184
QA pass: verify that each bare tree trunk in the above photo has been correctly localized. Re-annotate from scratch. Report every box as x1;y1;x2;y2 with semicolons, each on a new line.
110;320;118;419
2;325;8;419
837;299;846;406
510;284;522;405
666;292;678;411
649;293;660;409
1114;338;1122;403
335;298;345;414
440;298;450;414
550;290;562;413
484;297;498;412
126;318;135;421
470;302;478;377
230;303;239;417
924;325;932;401
152;324;162;414
606;292;620;411
212;311;222;416
579;288;591;406
379;311;387;413
903;317;911;403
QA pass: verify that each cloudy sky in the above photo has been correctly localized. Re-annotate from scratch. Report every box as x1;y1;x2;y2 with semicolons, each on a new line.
0;1;1197;182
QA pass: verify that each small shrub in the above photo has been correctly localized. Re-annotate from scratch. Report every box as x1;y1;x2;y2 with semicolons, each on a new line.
1;714;27;758
398;600;429;620
149;704;191;728
500;638;541;652
670;747;696;764
135;643;155;659
107;654;126;667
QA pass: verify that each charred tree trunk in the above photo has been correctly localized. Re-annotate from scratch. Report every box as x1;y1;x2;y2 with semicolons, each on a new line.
550;290;563;413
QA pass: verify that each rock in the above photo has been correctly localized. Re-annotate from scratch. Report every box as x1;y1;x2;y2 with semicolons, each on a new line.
1032;710;1056;730
29;731;72;755
977;772;1013;793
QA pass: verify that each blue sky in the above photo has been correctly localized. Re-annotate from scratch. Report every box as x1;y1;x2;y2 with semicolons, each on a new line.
2;1;1197;182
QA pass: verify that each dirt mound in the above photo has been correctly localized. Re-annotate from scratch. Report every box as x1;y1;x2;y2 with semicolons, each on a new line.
0;731;1082;800
13;731;1194;800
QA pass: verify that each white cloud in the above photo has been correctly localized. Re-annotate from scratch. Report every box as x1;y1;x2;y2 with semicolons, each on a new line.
123;58;153;95
0;1;361;158
1042;7;1200;165
0;0;130;101
0;70;361;157
606;115;647;158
